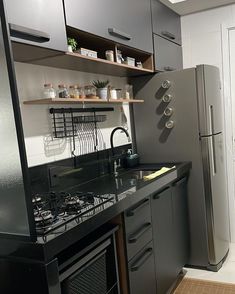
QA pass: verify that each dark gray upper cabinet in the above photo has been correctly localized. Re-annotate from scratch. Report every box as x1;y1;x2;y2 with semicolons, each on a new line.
5;0;67;51
154;34;183;71
151;0;181;45
64;0;153;53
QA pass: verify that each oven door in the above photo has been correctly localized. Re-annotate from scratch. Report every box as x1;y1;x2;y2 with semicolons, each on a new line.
60;238;119;294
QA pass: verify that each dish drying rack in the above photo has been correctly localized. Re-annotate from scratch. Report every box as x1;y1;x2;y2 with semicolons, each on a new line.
50;107;114;161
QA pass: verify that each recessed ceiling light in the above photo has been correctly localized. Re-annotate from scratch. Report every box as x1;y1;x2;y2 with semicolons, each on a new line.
168;0;187;3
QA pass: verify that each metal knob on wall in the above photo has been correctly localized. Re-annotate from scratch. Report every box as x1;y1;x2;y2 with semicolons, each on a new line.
165;120;175;129
161;80;171;89
163;107;173;117
162;94;172;103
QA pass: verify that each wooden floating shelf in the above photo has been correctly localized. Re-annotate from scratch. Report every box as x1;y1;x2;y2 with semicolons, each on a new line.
23;98;144;105
12;41;154;77
31;52;154;77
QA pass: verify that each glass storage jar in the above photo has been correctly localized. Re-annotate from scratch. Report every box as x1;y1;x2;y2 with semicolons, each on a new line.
69;85;80;98
57;84;69;98
84;85;96;98
43;83;56;99
124;84;133;99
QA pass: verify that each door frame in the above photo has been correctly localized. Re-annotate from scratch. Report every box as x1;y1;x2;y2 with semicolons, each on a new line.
221;23;235;242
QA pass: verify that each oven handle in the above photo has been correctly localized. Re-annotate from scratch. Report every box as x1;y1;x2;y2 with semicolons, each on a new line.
59;238;111;282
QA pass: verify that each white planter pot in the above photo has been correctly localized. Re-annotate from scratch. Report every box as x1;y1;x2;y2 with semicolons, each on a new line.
97;88;108;100
68;45;73;53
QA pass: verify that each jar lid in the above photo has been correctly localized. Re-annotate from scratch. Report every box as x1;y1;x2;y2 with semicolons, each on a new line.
44;83;52;87
58;84;67;88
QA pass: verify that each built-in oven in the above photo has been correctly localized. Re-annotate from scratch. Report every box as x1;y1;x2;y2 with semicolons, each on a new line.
59;226;120;294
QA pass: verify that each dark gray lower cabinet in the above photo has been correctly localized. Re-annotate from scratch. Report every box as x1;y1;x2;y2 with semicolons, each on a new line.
151;186;176;294
172;177;190;273
154;34;182;72
151;177;189;294
128;241;156;294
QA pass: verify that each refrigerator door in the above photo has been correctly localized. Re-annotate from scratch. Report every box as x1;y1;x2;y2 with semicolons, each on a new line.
201;133;229;265
196;65;223;136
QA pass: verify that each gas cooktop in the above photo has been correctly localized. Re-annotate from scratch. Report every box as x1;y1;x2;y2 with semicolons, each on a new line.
32;191;114;238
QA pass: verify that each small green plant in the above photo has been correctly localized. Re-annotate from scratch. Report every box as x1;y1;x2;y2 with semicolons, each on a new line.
67;37;78;51
92;79;109;88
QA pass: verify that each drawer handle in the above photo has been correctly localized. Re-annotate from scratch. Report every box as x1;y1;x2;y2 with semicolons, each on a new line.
153;186;170;200
161;31;176;40
164;66;176;71
126;199;149;217
128;223;152;243
173;176;187;187
130;248;153;272
9;23;50;43
108;27;131;40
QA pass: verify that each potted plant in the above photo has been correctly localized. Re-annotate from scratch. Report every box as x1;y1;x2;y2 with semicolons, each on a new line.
67;37;78;52
92;80;109;100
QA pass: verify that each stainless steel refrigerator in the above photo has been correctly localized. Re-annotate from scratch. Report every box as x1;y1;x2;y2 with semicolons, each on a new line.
132;65;230;271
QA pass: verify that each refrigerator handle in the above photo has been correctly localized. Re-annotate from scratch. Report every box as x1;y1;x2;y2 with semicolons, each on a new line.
209;105;215;135
208;105;217;174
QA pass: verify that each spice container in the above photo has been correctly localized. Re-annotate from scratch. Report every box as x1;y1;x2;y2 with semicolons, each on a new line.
116;89;123;99
84;85;96;98
69;85;80;99
43;83;56;98
124;84;133;99
57;84;69;98
105;50;114;62
136;61;143;68
78;86;85;98
110;87;117;99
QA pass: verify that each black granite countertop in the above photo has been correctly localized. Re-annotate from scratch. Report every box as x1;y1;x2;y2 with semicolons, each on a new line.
0;162;191;262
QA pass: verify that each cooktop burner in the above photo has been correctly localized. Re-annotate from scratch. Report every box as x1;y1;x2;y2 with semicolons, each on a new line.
32;191;114;237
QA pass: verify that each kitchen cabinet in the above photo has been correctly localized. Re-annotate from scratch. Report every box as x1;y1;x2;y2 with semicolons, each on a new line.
151;0;181;45
151;178;189;294
151;186;176;294
154;34;183;71
5;0;67;51
64;0;153;53
172;177;190;274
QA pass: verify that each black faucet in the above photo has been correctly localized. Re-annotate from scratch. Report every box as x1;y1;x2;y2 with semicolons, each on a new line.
110;127;130;176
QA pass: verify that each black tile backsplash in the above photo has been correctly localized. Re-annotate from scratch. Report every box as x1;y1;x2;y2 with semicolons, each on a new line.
29;144;132;195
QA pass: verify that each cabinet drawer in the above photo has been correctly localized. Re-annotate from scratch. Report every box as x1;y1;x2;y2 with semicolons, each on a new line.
154;34;182;72
128;241;156;294
124;198;151;235
126;222;152;261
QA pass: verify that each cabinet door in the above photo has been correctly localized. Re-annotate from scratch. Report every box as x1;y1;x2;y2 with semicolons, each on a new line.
172;177;190;273
151;0;181;45
64;0;153;53
154;34;182;72
151;186;176;294
5;0;67;51
128;241;156;294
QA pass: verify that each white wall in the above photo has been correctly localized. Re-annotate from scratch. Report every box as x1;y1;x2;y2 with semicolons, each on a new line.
181;4;235;241
15;62;132;167
181;4;235;71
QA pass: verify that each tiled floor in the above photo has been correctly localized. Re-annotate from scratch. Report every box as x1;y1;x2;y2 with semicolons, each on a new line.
184;243;235;284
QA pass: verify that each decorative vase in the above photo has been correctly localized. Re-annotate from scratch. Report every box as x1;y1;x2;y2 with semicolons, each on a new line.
97;88;108;100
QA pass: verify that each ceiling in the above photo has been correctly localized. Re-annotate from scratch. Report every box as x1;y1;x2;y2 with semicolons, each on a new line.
159;0;235;15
